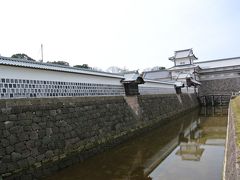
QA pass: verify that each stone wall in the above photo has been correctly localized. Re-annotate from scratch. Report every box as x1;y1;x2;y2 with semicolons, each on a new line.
138;94;199;125
199;77;240;96
0;94;199;179
224;102;239;180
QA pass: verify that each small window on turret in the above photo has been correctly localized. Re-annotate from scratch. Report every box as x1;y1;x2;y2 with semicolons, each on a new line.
180;62;185;65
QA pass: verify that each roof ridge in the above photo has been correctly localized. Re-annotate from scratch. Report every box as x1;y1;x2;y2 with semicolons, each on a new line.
143;69;168;73
174;48;192;52
0;56;121;76
197;56;240;64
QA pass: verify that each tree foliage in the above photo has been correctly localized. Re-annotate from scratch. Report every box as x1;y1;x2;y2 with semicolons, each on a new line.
74;64;92;69
47;61;70;66
11;53;35;61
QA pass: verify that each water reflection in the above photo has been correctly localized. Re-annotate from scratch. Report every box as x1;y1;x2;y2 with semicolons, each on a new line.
149;106;227;180
45;106;227;180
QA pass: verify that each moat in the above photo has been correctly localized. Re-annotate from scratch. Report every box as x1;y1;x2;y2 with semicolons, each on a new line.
45;106;227;180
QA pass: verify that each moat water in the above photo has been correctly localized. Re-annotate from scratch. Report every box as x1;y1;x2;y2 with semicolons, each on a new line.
46;106;228;180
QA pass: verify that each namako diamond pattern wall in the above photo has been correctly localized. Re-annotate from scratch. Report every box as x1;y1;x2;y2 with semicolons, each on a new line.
0;78;125;98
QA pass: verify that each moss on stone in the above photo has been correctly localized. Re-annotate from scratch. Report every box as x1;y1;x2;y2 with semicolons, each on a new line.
231;96;240;148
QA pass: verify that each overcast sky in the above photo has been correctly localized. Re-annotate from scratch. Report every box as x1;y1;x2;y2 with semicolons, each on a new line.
0;0;240;71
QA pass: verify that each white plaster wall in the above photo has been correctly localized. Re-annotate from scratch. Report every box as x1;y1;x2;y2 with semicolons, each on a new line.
171;69;194;79
0;65;122;85
139;87;176;95
175;58;191;66
139;81;174;88
139;81;176;95
181;87;195;94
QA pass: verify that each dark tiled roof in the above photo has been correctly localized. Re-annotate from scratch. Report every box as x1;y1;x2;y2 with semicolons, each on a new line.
0;56;123;78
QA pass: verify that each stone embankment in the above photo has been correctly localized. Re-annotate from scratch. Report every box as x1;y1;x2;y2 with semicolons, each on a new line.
0;94;199;179
224;96;240;180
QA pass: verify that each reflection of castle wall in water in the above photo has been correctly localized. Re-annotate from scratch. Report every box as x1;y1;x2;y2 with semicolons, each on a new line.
176;142;204;161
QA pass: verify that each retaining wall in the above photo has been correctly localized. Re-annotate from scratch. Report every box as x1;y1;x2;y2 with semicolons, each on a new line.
0;94;199;179
199;77;240;96
224;100;240;180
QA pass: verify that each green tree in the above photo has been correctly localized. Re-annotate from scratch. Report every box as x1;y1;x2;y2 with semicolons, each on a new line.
47;61;70;66
11;53;35;61
74;64;92;69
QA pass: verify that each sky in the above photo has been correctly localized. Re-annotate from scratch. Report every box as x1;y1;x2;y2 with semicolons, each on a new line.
0;0;240;71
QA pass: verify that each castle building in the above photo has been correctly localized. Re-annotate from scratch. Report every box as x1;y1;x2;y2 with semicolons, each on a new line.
168;49;200;86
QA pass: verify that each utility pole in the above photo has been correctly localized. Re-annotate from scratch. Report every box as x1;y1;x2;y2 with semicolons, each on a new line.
41;44;43;62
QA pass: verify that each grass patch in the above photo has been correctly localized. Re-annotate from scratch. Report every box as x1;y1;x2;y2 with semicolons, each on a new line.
231;96;240;148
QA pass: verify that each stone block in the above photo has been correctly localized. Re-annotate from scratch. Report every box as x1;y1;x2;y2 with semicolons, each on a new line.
59;127;66;133
55;115;62;120
49;110;57;116
2;155;11;163
38;130;46;138
32;117;41;123
18;113;27;120
42;136;51;145
1;139;9;148
39;122;47;128
2;130;10;138
9;126;23;134
23;126;32;132
30;131;38;140
22;150;31;158
34;162;42;168
25;140;34;149
34;141;41;148
46;121;54;128
9;135;17;145
0;114;8;122
46;128;53;137
0;161;7;174
32;123;40;131
7;162;17;172
6;146;14;154
17;159;28;169
14;142;26;153
56;141;65;149
4;121;14;129
56;109;62;113
11;152;22;161
21;119;32;126
69;108;75;113
35;111;43;117
47;141;55;149
30;148;38;157
39;146;48;154
18;132;29;141
0;148;5;157
45;150;54;159
27;156;36;166
1;107;12;114
52;127;59;133
64;132;71;139
8;115;17;121
36;154;45;162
